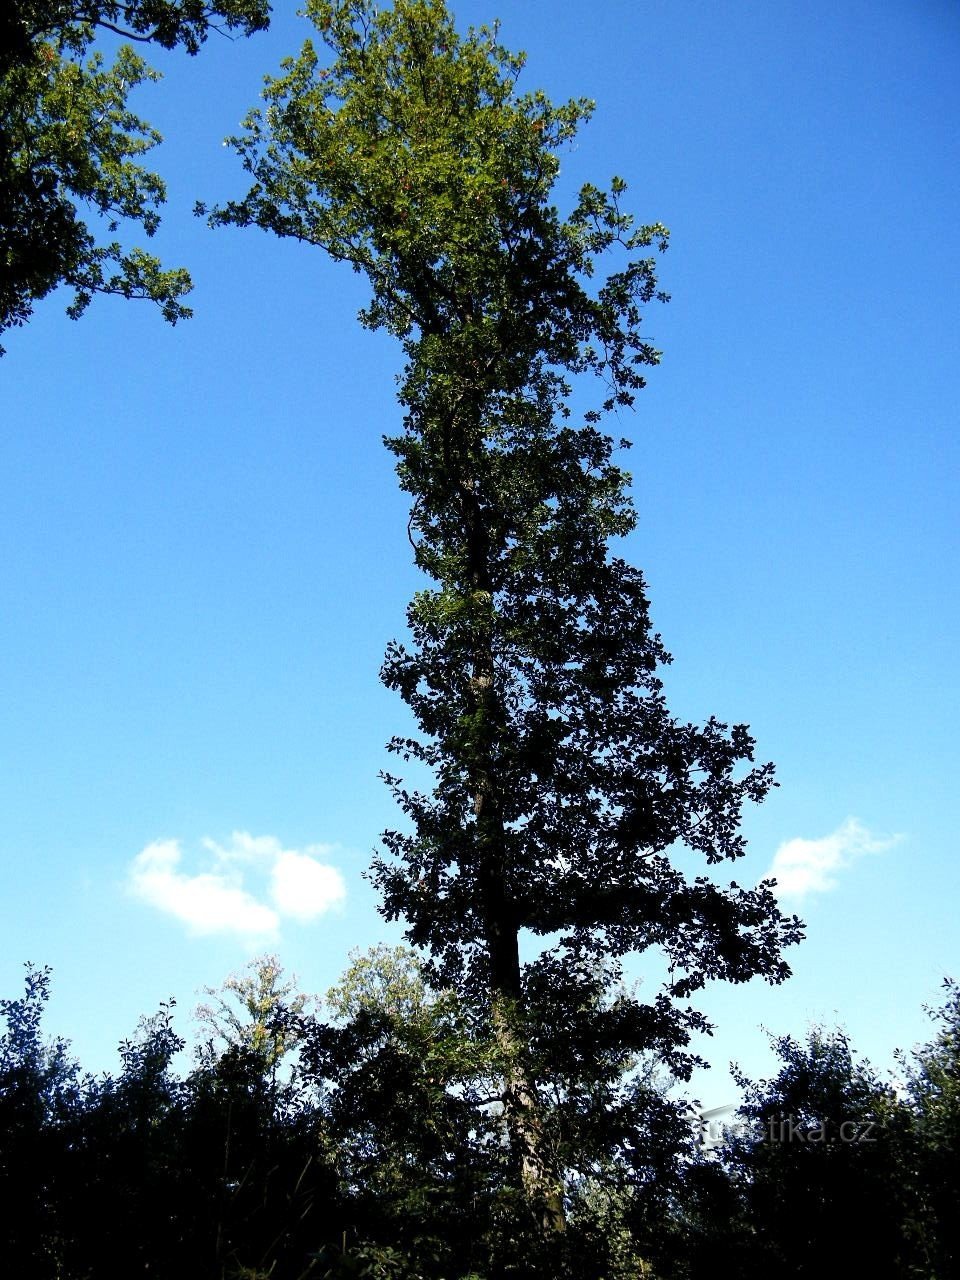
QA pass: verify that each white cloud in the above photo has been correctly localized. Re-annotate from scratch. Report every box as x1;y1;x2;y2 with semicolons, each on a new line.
764;817;900;901
129;839;279;937
127;832;346;938
270;850;346;921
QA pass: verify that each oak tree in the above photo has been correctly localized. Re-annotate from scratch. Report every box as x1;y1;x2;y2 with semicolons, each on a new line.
211;0;804;1243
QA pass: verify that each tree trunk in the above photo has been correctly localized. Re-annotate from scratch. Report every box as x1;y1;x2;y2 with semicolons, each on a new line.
462;476;565;1233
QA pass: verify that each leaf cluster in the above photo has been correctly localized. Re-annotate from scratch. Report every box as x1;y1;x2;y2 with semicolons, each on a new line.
0;0;269;350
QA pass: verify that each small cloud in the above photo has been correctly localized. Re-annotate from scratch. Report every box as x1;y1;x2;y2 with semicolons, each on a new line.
127;832;346;938
764;817;900;901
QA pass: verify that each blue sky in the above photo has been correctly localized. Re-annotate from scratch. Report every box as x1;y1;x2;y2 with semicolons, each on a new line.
1;0;957;1104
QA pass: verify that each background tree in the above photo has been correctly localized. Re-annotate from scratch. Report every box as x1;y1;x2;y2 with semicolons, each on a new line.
898;979;960;1277
189;955;342;1278
6;959;954;1277
196;952;312;1077
210;0;803;1250
61;1002;195;1277
304;945;504;1276
0;0;269;351
0;964;82;1277
304;945;695;1279
702;1029;911;1280
0;964;344;1280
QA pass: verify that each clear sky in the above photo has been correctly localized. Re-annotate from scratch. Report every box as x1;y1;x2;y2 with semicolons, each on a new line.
1;0;958;1106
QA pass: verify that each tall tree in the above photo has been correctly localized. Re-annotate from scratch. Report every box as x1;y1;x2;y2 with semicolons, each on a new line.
0;0;269;351
211;0;803;1243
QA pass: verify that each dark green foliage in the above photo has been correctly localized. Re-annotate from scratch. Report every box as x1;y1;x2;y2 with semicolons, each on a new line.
0;958;694;1278
724;1030;909;1279
3;963;960;1278
58;1005;198;1276
898;979;960;1277
0;0;269;350
647;1024;949;1280
299;946;697;1279
0;964;343;1280
0;964;83;1276
302;947;506;1276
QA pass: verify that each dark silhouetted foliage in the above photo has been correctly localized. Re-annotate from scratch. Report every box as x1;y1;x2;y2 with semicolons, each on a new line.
2;961;959;1278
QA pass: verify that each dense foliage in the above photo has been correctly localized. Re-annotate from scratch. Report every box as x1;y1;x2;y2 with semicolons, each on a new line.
1;959;957;1279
